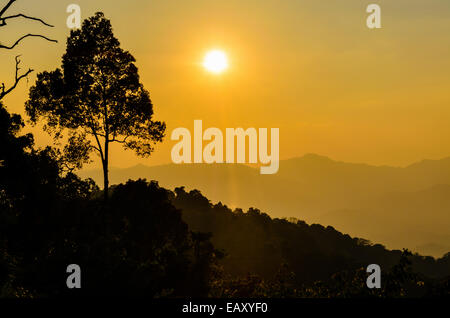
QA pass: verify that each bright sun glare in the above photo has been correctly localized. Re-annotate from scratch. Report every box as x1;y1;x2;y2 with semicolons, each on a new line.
203;50;228;74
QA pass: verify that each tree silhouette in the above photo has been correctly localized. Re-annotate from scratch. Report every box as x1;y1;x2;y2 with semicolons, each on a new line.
0;0;57;100
25;12;166;200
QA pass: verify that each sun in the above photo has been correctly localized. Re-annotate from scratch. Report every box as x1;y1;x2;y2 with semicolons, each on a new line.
203;50;228;74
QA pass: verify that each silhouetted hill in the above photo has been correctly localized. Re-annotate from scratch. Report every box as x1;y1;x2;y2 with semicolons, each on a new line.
171;186;450;285
78;154;450;257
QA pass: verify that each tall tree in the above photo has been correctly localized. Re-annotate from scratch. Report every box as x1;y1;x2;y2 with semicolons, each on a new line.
25;12;166;200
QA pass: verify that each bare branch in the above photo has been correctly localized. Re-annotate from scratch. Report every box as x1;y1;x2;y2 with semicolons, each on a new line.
0;55;33;100
0;1;57;50
0;1;57;98
110;135;130;144
88;144;101;153
0;33;57;50
0;13;54;27
0;0;16;18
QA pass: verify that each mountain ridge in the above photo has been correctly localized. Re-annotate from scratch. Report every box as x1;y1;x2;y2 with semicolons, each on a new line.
77;154;450;257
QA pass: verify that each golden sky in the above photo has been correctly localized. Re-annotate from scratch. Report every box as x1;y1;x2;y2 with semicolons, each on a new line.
1;0;450;169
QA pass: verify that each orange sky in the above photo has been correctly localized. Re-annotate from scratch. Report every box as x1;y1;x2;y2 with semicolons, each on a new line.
1;0;450;170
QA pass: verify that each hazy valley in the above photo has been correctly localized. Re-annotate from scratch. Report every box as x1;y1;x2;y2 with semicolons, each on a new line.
79;154;450;258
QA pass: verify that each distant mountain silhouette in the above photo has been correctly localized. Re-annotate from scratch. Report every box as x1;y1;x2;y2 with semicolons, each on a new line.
78;154;450;257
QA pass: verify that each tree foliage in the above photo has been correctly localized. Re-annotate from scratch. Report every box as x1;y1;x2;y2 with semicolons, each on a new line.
172;187;450;298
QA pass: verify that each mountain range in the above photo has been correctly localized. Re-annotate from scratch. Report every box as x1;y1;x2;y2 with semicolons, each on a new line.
78;154;450;257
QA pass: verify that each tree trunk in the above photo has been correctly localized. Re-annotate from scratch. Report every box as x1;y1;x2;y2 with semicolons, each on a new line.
102;87;109;202
103;140;109;202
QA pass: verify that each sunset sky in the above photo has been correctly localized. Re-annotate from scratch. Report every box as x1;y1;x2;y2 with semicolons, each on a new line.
1;0;450;170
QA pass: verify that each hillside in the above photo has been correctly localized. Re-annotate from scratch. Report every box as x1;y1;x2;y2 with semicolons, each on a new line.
78;154;450;257
171;185;450;287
